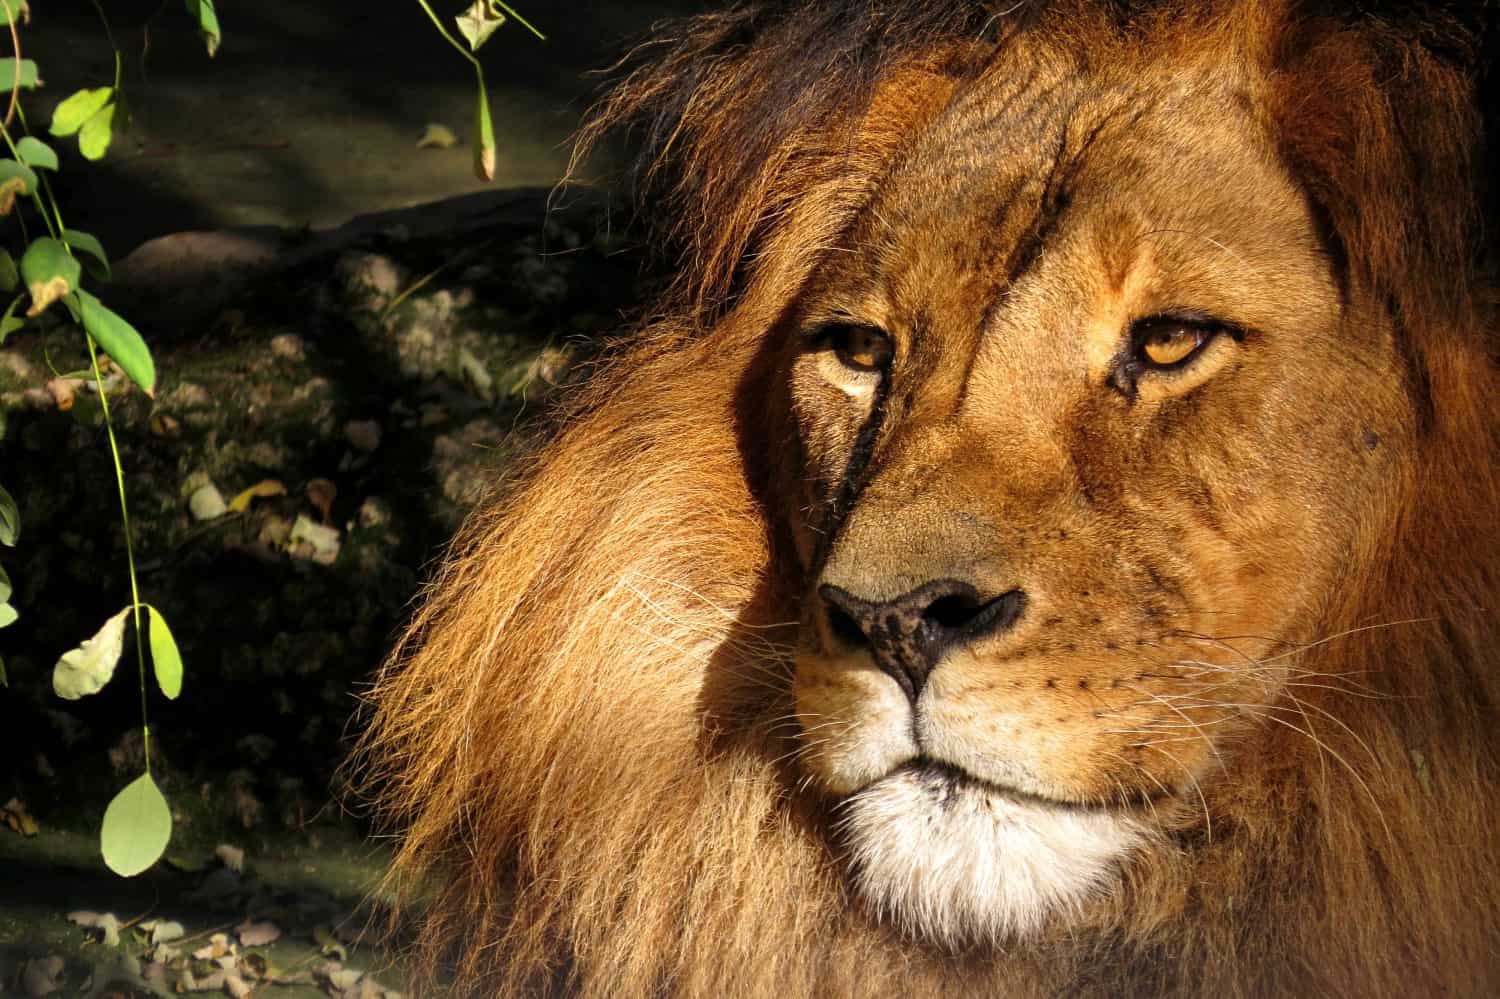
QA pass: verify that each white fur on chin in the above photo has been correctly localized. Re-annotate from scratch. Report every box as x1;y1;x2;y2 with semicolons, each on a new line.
843;766;1146;945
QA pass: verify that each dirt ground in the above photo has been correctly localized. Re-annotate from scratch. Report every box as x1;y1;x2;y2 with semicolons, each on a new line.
0;2;700;994
27;0;702;252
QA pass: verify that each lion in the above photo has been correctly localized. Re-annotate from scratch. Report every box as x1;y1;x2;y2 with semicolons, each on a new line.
357;1;1500;995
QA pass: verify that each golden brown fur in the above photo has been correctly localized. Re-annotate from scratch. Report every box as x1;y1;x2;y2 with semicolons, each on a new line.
357;2;1500;994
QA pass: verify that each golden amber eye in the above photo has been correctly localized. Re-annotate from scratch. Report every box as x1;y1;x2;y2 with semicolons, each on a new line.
833;326;893;372
1140;325;1206;367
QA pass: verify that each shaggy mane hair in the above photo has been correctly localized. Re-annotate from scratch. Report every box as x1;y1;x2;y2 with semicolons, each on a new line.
356;2;1500;995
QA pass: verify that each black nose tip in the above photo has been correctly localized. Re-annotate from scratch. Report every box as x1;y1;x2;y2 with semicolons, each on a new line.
818;580;1027;701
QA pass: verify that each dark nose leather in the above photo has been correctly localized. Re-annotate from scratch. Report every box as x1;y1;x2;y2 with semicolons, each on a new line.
818;580;1027;701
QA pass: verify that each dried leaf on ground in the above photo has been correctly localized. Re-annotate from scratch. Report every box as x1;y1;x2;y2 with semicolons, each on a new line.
228;479;287;513
306;478;337;522
192;932;234;961
416;123;458;149
215;842;246;872
188;481;227;521
66;909;120;946
148;919;185;945
235;919;282;947
2;796;38;836
289;514;340;565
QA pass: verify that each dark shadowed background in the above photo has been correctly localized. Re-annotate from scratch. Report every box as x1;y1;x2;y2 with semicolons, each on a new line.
0;2;704;994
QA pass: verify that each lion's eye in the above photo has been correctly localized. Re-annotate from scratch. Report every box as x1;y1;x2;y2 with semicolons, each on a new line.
827;324;893;373
1110;313;1241;398
1134;320;1212;369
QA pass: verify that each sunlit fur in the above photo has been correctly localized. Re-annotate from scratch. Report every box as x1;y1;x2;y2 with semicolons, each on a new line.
356;2;1499;995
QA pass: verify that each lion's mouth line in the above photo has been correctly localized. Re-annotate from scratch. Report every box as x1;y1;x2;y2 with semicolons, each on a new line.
881;756;1172;816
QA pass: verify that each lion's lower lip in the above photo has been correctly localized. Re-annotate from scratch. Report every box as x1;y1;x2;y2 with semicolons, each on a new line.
896;758;1147;814
901;758;1037;801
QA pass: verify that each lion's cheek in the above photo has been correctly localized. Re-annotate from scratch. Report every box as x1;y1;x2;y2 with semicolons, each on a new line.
793;653;916;794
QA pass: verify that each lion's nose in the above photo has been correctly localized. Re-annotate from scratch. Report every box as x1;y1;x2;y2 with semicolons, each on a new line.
818;580;1027;701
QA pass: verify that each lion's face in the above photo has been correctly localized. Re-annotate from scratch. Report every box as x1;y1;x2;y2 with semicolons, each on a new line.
778;55;1415;943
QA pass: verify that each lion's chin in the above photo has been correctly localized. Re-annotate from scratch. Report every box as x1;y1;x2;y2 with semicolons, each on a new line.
841;763;1147;946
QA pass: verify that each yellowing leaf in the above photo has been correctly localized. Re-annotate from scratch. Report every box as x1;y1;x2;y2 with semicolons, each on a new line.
21;237;80;317
101;772;172;877
50;87;112;137
0;2;29;28
78;103;116;161
456;0;505;51
53;607;130;700
26;276;70;317
147;606;183;700
227;479;286;513
0;177;23;216
184;0;221;57
473;85;496;182
416;123;459;149
0;160;37;216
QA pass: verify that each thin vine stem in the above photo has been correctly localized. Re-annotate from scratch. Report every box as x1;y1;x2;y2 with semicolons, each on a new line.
1;0;23;128
88;0;124;92
15;104;69;238
413;0;483;69
85;333;152;773
493;3;545;41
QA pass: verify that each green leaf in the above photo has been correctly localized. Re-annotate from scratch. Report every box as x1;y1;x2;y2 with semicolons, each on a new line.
0;159;37;216
53;607;130;700
456;0;505;51
21;237;80;317
0;249;16;293
0;563;9;603
0;603;15;627
78;103;116;161
0;294;24;344
473;83;495;182
147;606;183;700
0;654;7;686
184;0;221;57
63;229;111;281
71;290;156;396
0;58;38;92
101;772;172;877
0;483;16;545
50;87;113;138
16;136;57;171
0;2;29;28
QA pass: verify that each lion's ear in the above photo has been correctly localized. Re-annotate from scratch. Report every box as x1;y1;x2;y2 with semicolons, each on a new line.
1265;12;1484;323
570;5;991;323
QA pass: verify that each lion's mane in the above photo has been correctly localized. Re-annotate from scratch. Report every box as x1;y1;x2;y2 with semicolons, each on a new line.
358;2;1500;995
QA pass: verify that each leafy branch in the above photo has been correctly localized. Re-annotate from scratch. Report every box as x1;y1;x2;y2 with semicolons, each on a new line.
413;0;545;181
0;0;213;877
